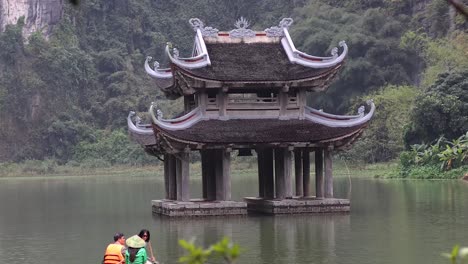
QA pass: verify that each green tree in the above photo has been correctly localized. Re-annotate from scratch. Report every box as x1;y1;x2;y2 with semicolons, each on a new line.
342;85;418;162
405;71;468;146
293;3;420;112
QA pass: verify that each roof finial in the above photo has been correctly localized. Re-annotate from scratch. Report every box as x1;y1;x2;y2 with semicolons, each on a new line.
279;18;293;28
189;18;204;31
234;17;250;29
264;18;294;37
230;17;255;38
189;18;219;37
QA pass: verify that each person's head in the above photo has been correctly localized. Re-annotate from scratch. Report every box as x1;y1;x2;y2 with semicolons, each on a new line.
138;229;151;242
113;232;125;245
126;235;146;262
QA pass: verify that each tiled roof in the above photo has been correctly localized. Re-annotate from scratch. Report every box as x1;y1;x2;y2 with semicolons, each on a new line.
155;118;367;145
181;43;342;82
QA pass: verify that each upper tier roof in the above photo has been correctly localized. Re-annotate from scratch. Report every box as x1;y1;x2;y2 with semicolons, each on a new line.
177;43;340;82
145;18;348;96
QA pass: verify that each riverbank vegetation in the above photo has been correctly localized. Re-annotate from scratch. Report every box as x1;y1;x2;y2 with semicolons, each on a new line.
0;0;466;179
396;133;468;179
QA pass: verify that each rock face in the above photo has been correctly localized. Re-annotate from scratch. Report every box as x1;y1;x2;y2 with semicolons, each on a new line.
0;0;63;38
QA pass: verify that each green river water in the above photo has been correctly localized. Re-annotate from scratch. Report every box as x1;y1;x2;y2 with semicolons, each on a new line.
0;173;467;264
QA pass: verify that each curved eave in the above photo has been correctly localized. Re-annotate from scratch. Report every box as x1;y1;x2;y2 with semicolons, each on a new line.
282;28;348;69
144;56;173;79
304;101;375;127
166;29;211;70
306;106;362;120
144;56;175;91
127;111;156;146
149;104;203;131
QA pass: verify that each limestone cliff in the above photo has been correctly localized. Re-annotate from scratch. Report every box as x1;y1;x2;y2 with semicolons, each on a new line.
0;0;63;38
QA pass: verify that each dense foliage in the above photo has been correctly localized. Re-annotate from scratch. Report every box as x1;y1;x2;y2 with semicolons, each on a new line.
341;85;418;163
0;0;466;171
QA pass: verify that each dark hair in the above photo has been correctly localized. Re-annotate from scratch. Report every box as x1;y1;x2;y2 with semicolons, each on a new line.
128;247;141;262
138;229;151;242
113;232;124;242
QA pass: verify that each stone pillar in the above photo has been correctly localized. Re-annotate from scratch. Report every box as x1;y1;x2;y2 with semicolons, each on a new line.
166;154;177;200
215;149;231;201
315;148;324;198
201;150;216;200
302;149;310;197
263;148;275;199
284;148;293;198
294;149;303;197
257;148;265;198
164;154;170;199
201;151;207;200
324;147;333;198
176;151;190;202
274;148;285;199
274;148;293;199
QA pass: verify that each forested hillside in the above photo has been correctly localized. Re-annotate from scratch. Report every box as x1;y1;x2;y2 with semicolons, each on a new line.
0;0;466;167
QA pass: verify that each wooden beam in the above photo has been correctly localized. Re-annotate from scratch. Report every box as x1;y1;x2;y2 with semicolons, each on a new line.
218;89;227;119
298;89;306;120
279;90;288;119
198;91;207;117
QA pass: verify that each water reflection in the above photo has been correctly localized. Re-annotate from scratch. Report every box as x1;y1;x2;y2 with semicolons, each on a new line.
153;213;349;264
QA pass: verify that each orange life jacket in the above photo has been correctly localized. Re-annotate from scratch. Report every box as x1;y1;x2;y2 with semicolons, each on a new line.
103;243;125;264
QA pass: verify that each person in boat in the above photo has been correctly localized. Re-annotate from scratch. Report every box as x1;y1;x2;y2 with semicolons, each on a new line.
125;235;148;264
138;229;157;264
102;232;126;264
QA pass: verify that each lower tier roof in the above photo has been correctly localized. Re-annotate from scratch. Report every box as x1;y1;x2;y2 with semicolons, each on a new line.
128;101;374;154
154;118;366;145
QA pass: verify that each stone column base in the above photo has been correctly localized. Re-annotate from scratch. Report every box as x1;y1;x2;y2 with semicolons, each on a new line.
152;199;247;217
244;197;350;214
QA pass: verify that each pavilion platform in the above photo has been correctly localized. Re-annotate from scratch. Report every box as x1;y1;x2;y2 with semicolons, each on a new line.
244;197;350;214
152;199;247;217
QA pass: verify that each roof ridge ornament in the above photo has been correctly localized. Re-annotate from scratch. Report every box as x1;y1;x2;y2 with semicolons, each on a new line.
189;18;219;37
264;18;294;37
230;17;255;38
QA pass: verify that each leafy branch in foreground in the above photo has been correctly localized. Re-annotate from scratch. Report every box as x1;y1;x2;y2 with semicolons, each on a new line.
442;245;468;264
178;237;241;264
